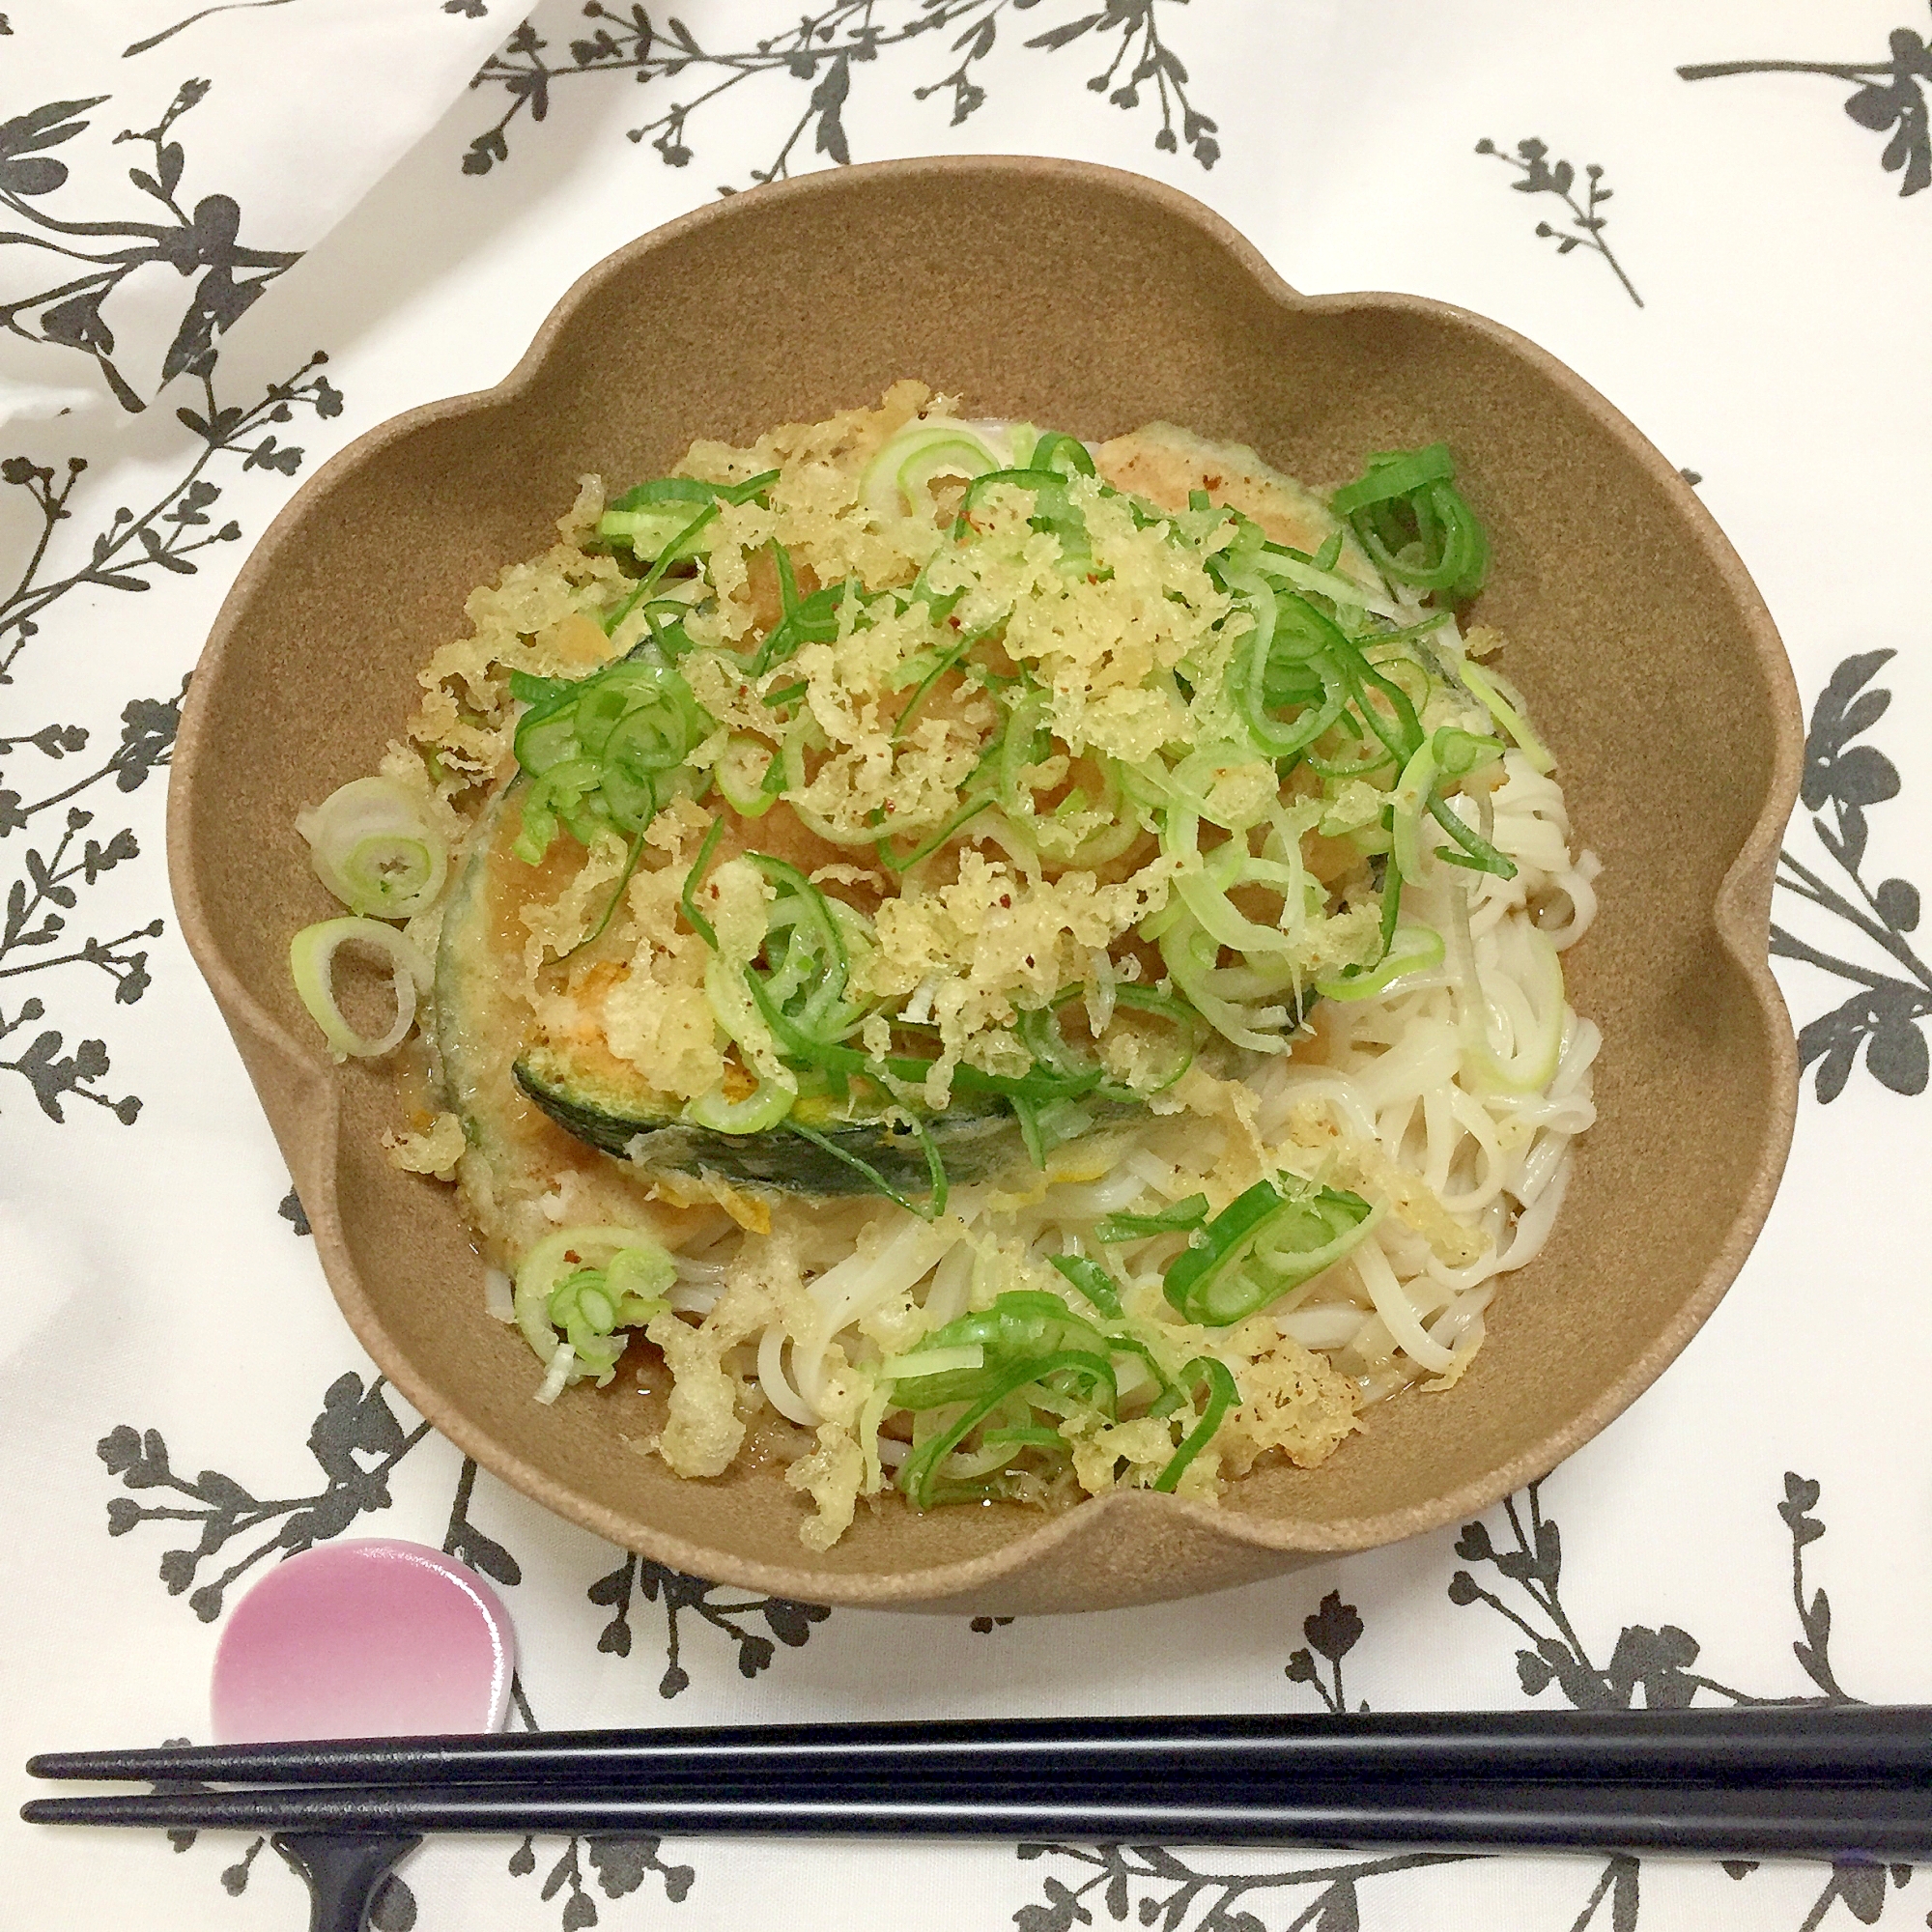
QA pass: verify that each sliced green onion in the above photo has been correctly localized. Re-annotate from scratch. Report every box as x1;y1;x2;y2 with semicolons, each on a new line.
1151;1356;1239;1492
899;1347;1112;1507
683;1075;796;1133
910;1112;948;1219
787;1120;934;1219
296;777;447;920
1331;637;1426;766
1047;1252;1124;1318
896;436;999;509
513;1225;674;1390
1329;443;1457;515
1389;735;1440;883
750;542;854;675
874;790;995;874
887;1289;1139;1505
1462;661;1555;775
981;1423;1064;1449
512;652;713;861
742;853;867;1042
289;917;431;1062
1414;727;1514;878
603;504;719;637
861;424;1001;518
890;1291;1122;1505
1330;443;1490;604
1011;1094;1046;1170
1253;547;1389;619
1456;917;1567;1094
1434;726;1506;783
955;467;1093;571
1428;791;1517;877
716;734;779;816
680;813;726;950
607;469;779;514
1227;579;1350;761
1029;431;1097;477
889;1292;1111;1407
997;689;1054;814
879;1345;986;1380
891;629;979;743
1162;1179;1379;1326
1389;727;1513;882
1305;724;1395;781
598;505;713;560
598;470;779;554
1314;924;1444;1002
1095;1194;1210;1243
559;831;646;963
1378;851;1406;961
1017;984;1202;1102
533;1345;576;1406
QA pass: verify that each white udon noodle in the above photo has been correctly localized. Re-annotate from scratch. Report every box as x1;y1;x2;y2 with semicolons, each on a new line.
646;745;1600;1457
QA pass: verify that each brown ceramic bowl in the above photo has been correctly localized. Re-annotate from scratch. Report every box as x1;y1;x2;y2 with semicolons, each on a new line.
169;157;1801;1613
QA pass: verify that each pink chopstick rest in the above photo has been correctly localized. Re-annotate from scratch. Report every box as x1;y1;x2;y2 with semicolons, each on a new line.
210;1539;517;1744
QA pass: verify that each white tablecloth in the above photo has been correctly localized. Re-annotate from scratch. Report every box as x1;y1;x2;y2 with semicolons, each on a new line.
5;3;1930;1926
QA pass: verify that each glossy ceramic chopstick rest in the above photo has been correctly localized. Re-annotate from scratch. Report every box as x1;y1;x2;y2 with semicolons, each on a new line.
211;1540;516;1744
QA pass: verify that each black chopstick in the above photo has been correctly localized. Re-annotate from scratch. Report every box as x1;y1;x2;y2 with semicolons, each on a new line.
29;1705;1932;1790
22;1777;1932;1858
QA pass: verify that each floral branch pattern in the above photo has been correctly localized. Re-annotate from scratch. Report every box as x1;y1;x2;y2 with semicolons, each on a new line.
1680;9;1932;198
126;4;305;61
97;1374;438;1621
0;353;341;1125
586;1548;831;1697
1009;1844;1470;1932
126;0;494;57
1445;1473;1848;1707
1;350;342;680
0;82;299;412
440;1454;524;1587
1281;1589;1364;1715
1474;138;1641;306
463;1;1219;191
1772;650;1930;1101
1;806;156;987
508;1829;694;1930
0;685;179;1122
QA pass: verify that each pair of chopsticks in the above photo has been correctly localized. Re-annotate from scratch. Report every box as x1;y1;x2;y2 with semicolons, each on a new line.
24;1706;1932;1856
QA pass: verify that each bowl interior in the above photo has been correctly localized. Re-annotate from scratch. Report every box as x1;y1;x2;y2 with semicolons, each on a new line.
172;159;1797;1610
